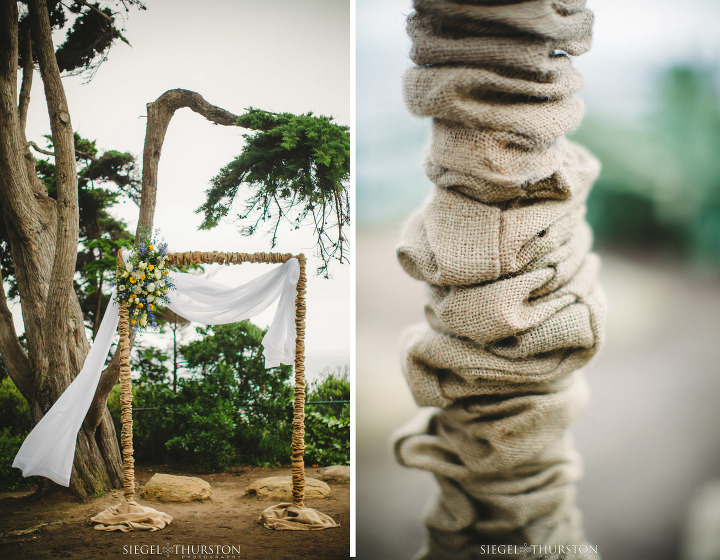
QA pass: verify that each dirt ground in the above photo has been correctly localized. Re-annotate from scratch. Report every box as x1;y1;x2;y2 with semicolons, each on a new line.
0;466;350;560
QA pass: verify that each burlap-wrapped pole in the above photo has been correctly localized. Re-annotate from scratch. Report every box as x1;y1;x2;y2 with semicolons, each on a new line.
90;250;172;531
166;251;294;266
291;254;308;508
396;1;604;558
117;298;135;502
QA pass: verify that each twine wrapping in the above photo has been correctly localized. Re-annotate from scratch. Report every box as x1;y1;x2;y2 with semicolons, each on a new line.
291;254;307;508
116;251;136;502
166;251;294;266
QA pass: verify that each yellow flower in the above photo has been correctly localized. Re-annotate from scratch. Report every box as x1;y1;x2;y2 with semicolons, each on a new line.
148;264;154;271
149;245;154;251
137;303;143;309
131;319;137;325
140;274;146;281
130;276;137;284
149;304;154;310
130;294;137;299
163;270;168;275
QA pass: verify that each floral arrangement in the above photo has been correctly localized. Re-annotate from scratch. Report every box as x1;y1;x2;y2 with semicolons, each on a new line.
113;234;175;332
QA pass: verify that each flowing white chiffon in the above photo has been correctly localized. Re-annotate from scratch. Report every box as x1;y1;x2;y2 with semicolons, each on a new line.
13;257;300;486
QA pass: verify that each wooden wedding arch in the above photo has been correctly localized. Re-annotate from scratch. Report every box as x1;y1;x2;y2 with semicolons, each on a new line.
116;249;309;508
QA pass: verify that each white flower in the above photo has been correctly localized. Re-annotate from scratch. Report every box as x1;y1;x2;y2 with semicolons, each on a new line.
138;262;147;270
158;280;165;287
122;271;129;278
147;295;155;302
154;270;161;279
140;316;147;327
147;283;156;292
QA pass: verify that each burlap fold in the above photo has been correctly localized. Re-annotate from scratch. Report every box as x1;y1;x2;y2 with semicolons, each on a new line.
259;503;339;531
90;501;172;532
397;1;603;558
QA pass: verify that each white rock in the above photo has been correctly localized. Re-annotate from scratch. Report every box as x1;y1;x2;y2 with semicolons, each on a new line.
141;473;211;502
245;476;331;499
316;465;350;482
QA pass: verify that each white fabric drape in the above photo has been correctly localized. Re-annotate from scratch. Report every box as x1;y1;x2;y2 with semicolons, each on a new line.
13;257;300;487
166;259;299;369
12;298;121;486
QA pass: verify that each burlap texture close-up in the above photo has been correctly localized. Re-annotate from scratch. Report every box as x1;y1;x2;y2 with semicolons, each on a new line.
395;1;604;558
90;501;173;532
259;503;340;531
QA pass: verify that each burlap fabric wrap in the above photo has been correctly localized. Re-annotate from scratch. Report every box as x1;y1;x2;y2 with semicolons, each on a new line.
92;265;173;532
396;1;604;558
91;501;172;532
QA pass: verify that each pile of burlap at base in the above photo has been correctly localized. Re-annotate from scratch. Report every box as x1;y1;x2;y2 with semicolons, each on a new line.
260;503;339;530
396;1;604;559
90;501;172;532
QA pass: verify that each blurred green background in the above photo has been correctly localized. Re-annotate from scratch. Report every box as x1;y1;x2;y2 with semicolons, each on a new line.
577;64;720;267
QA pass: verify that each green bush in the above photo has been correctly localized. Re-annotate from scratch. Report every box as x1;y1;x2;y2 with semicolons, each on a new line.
177;322;295;468
0;377;34;491
127;381;170;464
114;325;350;471
0;427;32;491
124;322;295;470
304;411;350;466
165;395;237;471
0;376;32;432
304;368;350;466
573;64;720;267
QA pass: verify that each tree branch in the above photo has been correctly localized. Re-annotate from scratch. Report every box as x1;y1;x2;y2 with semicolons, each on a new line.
72;0;114;25
18;29;33;132
29;0;83;400
27;140;55;157
27;140;95;160
87;89;239;427
0;0;44;243
137;88;239;235
29;0;79;319
17;19;52;203
0;263;33;398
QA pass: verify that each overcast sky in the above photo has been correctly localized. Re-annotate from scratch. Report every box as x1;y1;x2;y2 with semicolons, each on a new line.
17;0;351;377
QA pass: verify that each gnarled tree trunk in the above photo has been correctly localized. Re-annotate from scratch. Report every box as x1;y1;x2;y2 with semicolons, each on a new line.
0;0;240;499
0;0;124;500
